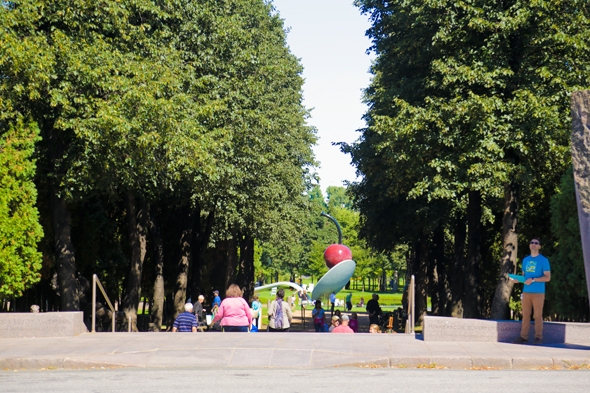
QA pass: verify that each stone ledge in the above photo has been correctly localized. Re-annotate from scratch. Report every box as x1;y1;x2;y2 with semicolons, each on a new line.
423;316;590;344
0;312;88;338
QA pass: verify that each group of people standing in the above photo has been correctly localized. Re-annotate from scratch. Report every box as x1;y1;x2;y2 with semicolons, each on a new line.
171;287;384;334
172;284;293;333
174;285;385;334
173;237;551;341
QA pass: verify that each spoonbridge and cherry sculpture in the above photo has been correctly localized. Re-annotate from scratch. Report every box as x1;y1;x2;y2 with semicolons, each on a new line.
254;213;356;301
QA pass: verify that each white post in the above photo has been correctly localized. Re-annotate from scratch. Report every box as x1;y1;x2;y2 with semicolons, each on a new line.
115;299;118;332
92;274;97;333
405;275;415;334
267;299;271;331
410;275;415;334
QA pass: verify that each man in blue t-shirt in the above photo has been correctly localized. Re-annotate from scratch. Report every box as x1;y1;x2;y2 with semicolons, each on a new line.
511;238;551;345
212;290;221;308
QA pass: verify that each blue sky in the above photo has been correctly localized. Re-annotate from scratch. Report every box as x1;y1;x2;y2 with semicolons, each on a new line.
271;0;374;195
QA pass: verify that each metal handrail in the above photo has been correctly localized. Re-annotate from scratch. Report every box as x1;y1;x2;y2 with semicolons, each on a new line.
92;274;116;333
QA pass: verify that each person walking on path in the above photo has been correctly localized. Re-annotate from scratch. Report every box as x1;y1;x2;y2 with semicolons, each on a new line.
312;300;326;332
329;292;336;316
345;293;353;311
193;295;206;325
511;238;551;345
366;293;381;325
251;295;262;328
212;290;221;308
213;284;252;332
268;289;293;332
172;303;198;332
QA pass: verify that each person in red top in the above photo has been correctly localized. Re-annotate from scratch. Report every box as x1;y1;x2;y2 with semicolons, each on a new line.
213;284;252;332
332;314;354;333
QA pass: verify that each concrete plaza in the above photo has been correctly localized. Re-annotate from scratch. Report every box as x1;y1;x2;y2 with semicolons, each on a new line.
1;331;589;370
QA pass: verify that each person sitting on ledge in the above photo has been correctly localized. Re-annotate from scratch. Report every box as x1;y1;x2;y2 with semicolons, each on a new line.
349;312;359;333
332;314;354;333
329;315;340;332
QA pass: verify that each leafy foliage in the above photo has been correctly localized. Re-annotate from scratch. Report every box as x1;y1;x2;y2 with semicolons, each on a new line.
0;0;317;311
0;117;43;296
348;0;590;318
257;185;404;291
547;167;588;321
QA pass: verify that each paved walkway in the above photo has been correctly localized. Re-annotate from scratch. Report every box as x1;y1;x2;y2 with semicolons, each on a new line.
2;332;590;370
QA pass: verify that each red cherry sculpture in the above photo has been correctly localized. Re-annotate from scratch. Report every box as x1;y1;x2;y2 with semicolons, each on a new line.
320;212;353;269
324;244;353;269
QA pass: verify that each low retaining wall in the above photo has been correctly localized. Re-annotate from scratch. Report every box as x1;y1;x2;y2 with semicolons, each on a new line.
423;316;590;344
0;312;88;338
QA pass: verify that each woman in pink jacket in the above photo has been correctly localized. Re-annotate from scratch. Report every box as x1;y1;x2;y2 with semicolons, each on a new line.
212;284;252;332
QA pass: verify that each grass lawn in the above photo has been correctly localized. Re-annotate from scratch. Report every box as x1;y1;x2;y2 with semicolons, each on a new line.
253;278;431;330
254;285;405;317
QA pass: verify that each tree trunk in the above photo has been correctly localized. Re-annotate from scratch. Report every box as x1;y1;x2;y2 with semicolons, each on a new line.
173;210;195;320
448;215;466;317
428;244;440;316
223;238;239;291
435;226;448;315
490;182;519;319
429;225;447;316
414;239;429;325
204;243;228;298
122;193;148;332
463;190;482;319
48;188;79;311
45;118;79;312
237;234;255;302
148;207;165;332
189;208;215;305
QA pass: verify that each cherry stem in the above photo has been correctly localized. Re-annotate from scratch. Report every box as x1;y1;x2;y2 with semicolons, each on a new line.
320;212;342;244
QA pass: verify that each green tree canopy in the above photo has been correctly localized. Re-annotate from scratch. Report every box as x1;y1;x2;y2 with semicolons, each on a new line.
0;117;43;296
348;0;590;319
